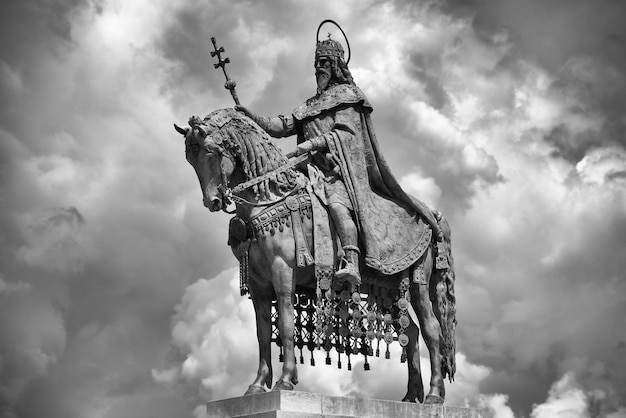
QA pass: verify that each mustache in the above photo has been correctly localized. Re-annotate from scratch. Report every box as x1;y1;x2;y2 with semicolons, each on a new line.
316;68;331;77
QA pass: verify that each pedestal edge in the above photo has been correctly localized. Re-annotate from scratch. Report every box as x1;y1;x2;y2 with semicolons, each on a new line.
206;390;485;418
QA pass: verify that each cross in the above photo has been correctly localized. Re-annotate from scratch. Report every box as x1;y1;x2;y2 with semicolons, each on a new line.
210;36;240;105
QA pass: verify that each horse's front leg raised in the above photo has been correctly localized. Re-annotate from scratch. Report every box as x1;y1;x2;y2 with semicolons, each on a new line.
244;278;274;395
271;258;298;390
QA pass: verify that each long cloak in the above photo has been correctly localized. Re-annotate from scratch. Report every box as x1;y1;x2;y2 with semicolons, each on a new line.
292;83;439;274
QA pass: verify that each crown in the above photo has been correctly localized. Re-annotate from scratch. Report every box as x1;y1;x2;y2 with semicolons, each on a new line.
315;38;345;61
316;20;351;65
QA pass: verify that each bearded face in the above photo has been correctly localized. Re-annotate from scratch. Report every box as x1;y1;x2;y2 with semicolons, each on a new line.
315;57;333;94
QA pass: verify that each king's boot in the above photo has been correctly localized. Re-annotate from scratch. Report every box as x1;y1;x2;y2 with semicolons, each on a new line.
335;245;361;288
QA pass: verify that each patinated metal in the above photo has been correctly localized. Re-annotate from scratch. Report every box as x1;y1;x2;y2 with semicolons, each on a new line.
176;21;457;405
211;36;240;105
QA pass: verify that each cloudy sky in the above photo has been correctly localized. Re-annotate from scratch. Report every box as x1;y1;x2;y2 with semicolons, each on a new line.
1;0;625;417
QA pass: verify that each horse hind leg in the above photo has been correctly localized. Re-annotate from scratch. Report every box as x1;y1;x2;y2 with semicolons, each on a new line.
397;267;424;403
402;322;425;403
411;249;445;404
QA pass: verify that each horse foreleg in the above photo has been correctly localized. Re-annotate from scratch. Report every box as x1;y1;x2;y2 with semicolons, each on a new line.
271;259;298;391
402;322;425;403
244;282;273;395
412;250;445;404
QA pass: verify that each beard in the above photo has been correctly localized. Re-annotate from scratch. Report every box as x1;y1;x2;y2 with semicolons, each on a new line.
316;69;331;94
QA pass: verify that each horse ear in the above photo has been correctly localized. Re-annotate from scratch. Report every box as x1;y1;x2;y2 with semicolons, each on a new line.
174;123;189;136
196;125;209;137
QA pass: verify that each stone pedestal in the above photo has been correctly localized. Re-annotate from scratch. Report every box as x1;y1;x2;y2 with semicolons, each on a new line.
206;391;484;418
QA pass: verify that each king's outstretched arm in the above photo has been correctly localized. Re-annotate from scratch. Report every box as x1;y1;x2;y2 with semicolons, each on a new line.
235;106;296;138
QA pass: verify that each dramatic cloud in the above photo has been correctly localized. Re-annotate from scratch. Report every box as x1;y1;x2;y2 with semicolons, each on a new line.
1;0;625;417
0;290;66;416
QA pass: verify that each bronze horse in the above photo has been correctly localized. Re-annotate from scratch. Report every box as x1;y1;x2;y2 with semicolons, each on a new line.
175;108;456;404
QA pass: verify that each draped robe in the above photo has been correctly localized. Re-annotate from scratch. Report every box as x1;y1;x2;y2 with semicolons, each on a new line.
262;83;438;274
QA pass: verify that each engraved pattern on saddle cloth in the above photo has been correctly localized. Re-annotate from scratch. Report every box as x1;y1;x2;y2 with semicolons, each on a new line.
249;192;314;267
365;198;432;274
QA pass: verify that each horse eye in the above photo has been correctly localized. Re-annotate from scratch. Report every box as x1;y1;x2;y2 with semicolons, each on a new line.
187;144;200;155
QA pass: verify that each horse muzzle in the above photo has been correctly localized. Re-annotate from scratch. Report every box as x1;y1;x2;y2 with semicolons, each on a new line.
203;195;222;212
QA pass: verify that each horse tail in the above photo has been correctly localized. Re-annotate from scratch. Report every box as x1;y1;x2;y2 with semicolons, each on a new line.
431;215;456;382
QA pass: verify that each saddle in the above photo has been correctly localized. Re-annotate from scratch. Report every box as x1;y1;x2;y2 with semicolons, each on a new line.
228;186;448;296
227;187;334;293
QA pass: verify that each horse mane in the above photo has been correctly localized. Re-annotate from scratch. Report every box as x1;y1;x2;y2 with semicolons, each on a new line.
203;109;299;200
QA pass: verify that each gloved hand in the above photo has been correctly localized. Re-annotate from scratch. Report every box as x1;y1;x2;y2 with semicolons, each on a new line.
295;140;315;156
296;134;328;156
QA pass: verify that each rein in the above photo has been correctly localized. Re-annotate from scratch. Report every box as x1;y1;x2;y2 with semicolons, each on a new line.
218;153;310;212
231;153;309;195
224;185;302;210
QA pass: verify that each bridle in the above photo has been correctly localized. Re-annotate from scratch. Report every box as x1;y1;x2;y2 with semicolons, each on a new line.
184;115;308;214
210;142;308;214
213;151;238;214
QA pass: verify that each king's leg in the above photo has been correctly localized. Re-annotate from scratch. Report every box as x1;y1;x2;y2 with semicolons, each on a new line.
328;202;360;287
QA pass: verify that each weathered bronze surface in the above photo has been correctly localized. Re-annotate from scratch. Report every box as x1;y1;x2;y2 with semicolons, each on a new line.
175;21;457;405
210;36;240;105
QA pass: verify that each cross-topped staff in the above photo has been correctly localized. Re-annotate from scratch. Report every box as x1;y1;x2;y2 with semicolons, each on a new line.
210;36;240;105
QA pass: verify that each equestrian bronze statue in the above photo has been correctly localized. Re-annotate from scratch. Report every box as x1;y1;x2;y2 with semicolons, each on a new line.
174;21;456;404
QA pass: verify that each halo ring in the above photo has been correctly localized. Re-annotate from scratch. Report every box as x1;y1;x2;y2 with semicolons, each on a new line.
316;19;351;65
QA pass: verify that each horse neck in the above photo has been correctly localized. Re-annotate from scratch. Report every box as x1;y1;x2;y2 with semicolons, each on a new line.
229;158;293;220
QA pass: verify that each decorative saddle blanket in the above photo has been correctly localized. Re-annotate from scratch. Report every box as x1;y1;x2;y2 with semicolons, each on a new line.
229;186;439;289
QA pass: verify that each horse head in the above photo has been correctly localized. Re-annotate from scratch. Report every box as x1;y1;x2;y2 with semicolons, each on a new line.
175;109;240;212
176;109;297;212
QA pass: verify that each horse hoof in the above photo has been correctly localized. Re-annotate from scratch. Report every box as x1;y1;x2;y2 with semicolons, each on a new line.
244;384;266;395
424;394;444;404
272;379;295;391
